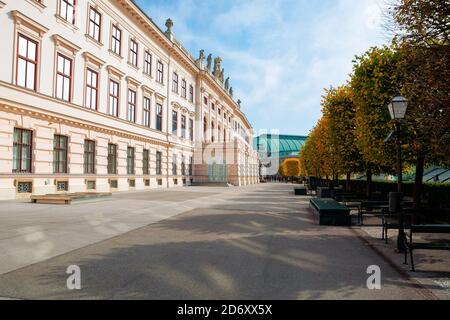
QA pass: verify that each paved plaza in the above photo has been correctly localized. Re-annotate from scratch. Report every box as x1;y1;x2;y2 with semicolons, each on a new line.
0;184;448;299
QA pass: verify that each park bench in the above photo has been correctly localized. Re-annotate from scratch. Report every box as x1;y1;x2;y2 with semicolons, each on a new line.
306;184;317;195
30;192;112;205
333;193;367;202
316;187;332;198
294;186;307;196
381;208;414;243
310;198;351;226
404;224;450;271
358;201;389;225
380;207;444;242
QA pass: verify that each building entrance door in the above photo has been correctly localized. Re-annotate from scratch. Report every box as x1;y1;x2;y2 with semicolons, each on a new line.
208;162;228;182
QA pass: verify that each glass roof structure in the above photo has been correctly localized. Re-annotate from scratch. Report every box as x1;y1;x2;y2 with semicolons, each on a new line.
253;134;308;160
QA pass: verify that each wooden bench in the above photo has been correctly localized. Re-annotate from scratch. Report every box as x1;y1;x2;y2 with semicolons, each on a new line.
310;198;351;226
31;192;112;205
404;224;450;271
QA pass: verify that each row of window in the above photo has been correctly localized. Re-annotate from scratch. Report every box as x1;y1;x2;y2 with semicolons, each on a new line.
13;128;193;176
203;96;234;124
16;33;195;136
53;1;164;81
203;117;230;143
172;72;194;102
23;2;248;143
172;111;194;139
55;0;196;97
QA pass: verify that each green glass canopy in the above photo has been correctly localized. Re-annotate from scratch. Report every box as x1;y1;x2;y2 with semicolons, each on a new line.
253;134;308;160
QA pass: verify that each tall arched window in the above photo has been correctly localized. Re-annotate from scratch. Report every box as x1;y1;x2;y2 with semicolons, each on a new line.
211;121;215;142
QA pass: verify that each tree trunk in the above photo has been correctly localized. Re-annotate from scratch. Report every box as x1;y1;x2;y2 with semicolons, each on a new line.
366;169;372;199
346;172;351;191
413;156;425;209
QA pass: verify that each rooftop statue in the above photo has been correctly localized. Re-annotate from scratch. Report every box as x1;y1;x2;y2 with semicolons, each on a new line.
165;18;173;35
196;50;205;69
219;68;225;83
229;87;233;97
225;77;230;90
206;54;212;73
213;57;222;78
237;99;242;108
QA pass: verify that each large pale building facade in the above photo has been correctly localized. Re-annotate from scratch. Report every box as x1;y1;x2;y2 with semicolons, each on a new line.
0;0;259;200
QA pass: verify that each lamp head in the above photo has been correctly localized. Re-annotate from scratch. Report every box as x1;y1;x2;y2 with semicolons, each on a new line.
388;95;408;120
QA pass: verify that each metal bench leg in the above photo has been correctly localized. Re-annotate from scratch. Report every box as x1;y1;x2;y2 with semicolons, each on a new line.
410;248;415;271
385;227;389;244
404;245;408;265
403;236;411;264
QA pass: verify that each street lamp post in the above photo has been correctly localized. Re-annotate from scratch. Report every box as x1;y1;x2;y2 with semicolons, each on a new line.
388;95;408;252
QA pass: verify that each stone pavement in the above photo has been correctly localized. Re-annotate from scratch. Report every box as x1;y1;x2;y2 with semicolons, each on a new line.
0;183;447;299
359;220;450;300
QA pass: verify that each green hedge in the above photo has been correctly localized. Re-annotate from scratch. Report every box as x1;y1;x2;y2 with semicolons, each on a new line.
339;180;450;208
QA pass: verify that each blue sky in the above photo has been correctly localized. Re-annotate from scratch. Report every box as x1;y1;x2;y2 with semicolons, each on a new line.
134;0;388;136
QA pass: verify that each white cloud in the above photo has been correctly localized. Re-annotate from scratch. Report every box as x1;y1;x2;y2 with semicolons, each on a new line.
137;0;388;135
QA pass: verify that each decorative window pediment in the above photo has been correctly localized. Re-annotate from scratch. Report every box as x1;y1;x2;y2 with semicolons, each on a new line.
11;10;48;38
53;34;81;56
142;85;154;95
83;51;105;69
171;101;182;110
106;65;125;79
155;92;166;102
125;76;141;89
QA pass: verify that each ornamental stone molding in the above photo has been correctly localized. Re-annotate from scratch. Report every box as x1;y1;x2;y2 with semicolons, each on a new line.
107;65;125;79
53;34;81;56
125;76;142;88
11;10;49;38
83;51;106;67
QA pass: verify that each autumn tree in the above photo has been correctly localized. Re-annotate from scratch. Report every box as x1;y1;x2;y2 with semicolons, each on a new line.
388;0;450;206
321;86;364;190
350;45;403;197
279;158;301;177
300;116;339;181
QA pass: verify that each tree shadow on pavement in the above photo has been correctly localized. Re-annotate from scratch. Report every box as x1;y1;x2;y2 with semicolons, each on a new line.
0;208;431;300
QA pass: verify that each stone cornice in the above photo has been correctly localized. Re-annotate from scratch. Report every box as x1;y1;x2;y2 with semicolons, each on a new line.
200;72;252;129
110;0;253;131
0;102;172;148
0;81;172;148
114;1;199;77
